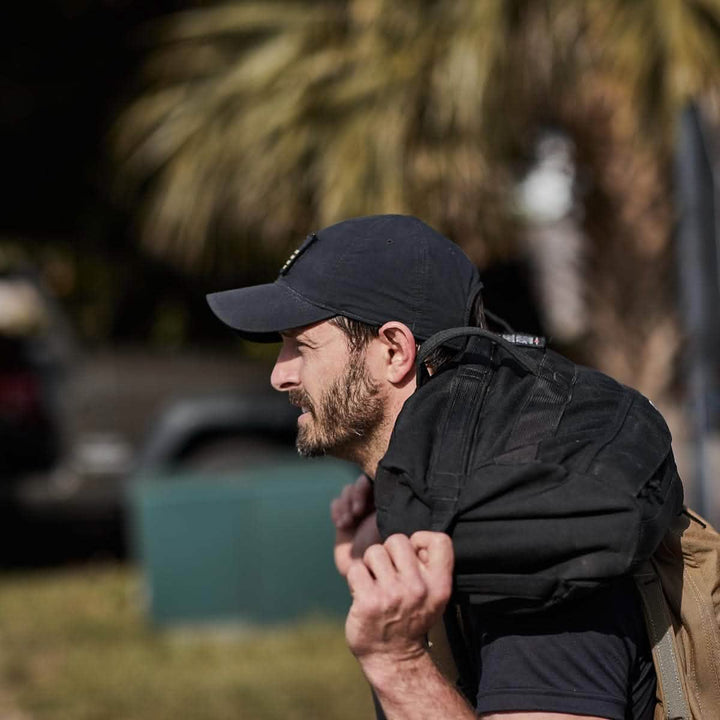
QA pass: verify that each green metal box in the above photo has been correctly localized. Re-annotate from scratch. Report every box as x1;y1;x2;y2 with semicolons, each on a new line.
129;459;358;625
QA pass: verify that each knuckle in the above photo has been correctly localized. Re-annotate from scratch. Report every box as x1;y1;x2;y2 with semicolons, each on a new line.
381;586;402;610
407;579;428;602
354;593;375;612
412;530;444;543
362;544;385;564
360;589;385;615
416;530;442;546
346;563;362;582
384;533;409;549
348;580;363;598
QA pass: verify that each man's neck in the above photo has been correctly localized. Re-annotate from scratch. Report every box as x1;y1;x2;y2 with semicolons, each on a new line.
355;386;415;479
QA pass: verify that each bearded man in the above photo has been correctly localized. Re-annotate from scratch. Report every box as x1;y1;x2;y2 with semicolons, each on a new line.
207;215;657;720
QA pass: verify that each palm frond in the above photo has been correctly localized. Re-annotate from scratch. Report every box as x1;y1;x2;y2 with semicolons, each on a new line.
110;0;720;397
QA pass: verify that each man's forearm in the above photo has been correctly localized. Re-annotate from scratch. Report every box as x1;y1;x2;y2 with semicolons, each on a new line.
343;533;467;719
360;650;476;720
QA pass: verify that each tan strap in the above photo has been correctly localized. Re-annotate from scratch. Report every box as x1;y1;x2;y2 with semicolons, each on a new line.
635;562;691;720
427;619;460;683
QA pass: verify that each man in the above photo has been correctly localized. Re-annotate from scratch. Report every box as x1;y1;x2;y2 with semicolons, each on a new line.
207;214;657;720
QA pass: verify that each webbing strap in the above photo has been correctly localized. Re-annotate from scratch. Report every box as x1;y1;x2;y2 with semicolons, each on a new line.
428;365;490;531
427;620;459;685
416;327;538;387
635;562;691;720
426;601;478;706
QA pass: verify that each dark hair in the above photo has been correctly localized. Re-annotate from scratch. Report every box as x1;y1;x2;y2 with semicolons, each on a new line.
329;292;487;372
328;316;381;352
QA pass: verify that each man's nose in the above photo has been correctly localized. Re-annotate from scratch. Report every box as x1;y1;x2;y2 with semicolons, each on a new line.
270;344;300;392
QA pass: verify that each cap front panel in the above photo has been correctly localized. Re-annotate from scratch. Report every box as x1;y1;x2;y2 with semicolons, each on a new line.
277;215;480;337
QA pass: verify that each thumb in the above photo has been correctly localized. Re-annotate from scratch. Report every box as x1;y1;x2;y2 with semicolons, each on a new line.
410;531;454;600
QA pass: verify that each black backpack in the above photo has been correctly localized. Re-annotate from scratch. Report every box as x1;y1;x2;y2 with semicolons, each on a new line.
374;327;684;615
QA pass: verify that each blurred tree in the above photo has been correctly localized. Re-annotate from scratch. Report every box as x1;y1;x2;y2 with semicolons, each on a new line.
111;0;518;272
111;0;720;399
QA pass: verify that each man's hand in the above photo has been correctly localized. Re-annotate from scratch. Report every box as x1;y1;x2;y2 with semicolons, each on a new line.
344;533;609;720
331;474;381;576
343;532;471;720
344;532;454;668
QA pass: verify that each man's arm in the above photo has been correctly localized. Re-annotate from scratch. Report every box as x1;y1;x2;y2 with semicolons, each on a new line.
345;532;610;720
331;482;472;717
344;532;475;719
364;647;476;719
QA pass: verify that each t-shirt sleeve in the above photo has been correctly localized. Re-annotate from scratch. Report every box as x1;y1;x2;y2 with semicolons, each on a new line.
469;577;656;720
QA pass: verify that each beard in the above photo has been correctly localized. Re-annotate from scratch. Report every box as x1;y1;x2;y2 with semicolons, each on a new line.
288;351;385;460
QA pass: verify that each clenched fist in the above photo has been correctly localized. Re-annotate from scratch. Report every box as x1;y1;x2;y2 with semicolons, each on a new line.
344;531;454;667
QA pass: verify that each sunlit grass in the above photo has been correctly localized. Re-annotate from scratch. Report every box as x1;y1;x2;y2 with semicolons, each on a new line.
0;565;374;720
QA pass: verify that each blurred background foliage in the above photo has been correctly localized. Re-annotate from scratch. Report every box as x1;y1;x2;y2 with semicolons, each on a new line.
4;0;720;390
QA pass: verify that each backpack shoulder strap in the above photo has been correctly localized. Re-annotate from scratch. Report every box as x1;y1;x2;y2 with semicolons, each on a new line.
425;599;478;705
635;562;691;720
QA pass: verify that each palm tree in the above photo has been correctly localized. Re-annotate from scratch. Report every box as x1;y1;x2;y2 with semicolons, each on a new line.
112;1;517;270
111;0;720;401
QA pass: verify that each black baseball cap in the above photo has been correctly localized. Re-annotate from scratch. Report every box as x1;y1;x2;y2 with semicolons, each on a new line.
207;214;482;342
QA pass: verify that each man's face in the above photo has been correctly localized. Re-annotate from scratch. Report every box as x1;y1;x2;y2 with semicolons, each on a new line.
270;321;385;460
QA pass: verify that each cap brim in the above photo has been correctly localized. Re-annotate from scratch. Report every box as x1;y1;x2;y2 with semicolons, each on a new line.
206;282;335;342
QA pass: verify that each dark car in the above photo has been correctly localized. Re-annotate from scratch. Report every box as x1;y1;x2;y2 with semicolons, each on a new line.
0;270;71;482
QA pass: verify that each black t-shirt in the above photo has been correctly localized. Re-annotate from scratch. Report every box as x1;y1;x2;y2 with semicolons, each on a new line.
372;577;656;720
468;577;656;719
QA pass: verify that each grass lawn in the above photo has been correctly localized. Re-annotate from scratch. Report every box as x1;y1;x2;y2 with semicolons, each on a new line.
0;564;375;720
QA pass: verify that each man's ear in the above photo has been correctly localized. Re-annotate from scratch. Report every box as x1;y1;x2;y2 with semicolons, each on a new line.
375;322;417;385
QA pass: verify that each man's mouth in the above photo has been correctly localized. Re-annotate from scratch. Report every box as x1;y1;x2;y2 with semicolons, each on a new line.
296;406;314;427
289;391;313;419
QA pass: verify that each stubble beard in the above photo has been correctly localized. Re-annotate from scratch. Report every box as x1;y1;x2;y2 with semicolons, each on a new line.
289;351;385;462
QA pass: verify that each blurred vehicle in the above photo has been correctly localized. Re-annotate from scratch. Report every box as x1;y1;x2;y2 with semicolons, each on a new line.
0;271;66;479
0;266;304;565
135;390;300;475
